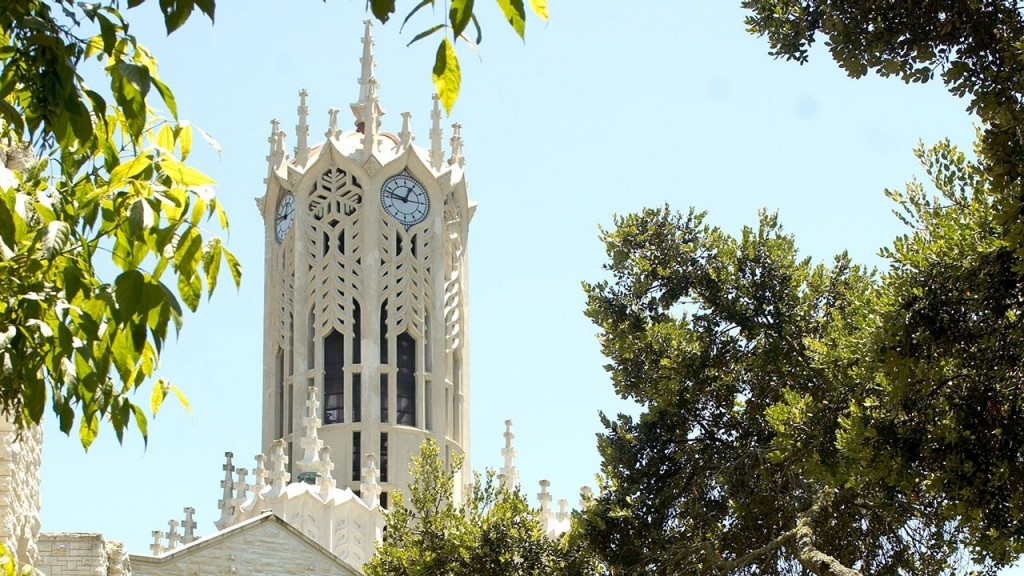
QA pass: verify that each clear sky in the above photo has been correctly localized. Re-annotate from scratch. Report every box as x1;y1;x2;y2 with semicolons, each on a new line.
38;0;1007;571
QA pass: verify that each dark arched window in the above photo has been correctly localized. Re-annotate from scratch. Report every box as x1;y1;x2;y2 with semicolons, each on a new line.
324;330;344;424
396;332;415;426
380;301;389;423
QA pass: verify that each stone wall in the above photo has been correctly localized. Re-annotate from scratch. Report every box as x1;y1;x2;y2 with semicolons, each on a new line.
0;418;42;566
37;534;103;576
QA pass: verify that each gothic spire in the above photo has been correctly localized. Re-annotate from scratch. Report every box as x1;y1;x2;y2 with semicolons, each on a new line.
351;19;384;135
214;452;236;531
429;94;444;171
399;111;414;150
499;420;520;490
294;89;310;166
448;122;465;168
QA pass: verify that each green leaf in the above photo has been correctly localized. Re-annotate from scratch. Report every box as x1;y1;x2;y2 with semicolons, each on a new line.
408;24;445;47
131;403;149;445
39;221;71;260
79;412;99;450
156;123;174;152
114;270;145;320
0;195;16;248
152;76;178;119
108;154;152;188
449;0;475;41
116;62;152;98
177;272;201;311
202;237;222;297
170;384;191;415
0;541;15;576
370;0;397;23
159;157;215;187
401;0;434;32
0;100;24;136
150;378;167;416
223;247;242;288
528;0;548;19
432;38;462;115
495;0;526;40
178;123;193;160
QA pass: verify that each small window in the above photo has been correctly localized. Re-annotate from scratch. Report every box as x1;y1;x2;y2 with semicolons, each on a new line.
352;431;361;482
324;330;344;424
380;432;389;483
396;332;416;426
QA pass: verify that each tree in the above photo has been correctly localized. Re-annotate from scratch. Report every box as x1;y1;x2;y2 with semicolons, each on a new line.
364;440;603;576
1;0;239;448
741;0;1024;258
580;141;1024;575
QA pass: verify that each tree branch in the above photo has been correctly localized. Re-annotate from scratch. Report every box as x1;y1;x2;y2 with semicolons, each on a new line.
794;491;862;576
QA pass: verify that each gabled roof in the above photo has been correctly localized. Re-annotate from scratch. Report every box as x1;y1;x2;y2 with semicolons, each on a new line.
130;512;364;576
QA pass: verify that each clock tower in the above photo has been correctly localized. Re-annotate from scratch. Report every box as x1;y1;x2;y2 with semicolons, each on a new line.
257;20;473;505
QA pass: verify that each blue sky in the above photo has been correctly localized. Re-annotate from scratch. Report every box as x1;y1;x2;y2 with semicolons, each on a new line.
38;0;1003;570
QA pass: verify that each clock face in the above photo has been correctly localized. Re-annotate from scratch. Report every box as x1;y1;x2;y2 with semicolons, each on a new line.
380;173;429;228
275;191;295;243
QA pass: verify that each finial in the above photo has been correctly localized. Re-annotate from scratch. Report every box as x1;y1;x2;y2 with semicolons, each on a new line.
296;385;323;473
538;479;552;523
399;111;414;150
269;439;290;495
326;108;340;140
215;452;236;530
316;446;336;496
181;507;197;544
266;119;286;171
360;453;382;509
166;520;180;551
253;453;269;491
351;20;385;134
429;94;444;171
500;419;519;490
235;468;249;504
295;89;310;166
150;531;164;556
556;499;569;522
448;123;465;168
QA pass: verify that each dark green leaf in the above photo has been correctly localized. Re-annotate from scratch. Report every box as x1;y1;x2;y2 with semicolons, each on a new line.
401;0;433;32
449;0;474;42
408;24;444;47
495;0;526;40
370;0;397;23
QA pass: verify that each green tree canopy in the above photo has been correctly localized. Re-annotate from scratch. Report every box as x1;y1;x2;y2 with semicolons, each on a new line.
365;440;602;576
580;140;1024;575
1;0;238;447
742;0;1024;258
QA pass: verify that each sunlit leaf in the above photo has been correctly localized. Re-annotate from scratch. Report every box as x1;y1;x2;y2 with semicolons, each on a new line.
495;0;526;40
528;0;548;20
432;38;462;114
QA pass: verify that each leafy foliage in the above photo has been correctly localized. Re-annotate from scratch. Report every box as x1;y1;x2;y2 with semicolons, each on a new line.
364;440;603;576
741;0;1024;259
0;0;238;447
581;140;1024;575
373;0;548;113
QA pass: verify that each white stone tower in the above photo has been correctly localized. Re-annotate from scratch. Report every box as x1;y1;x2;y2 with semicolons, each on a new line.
257;21;474;507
